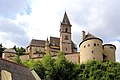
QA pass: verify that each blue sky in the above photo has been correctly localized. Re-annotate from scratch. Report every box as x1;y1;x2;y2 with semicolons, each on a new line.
0;0;120;61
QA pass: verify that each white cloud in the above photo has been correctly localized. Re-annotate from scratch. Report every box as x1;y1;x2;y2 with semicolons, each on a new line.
0;0;31;18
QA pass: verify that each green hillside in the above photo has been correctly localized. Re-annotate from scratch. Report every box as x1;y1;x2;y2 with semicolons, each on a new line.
22;52;120;80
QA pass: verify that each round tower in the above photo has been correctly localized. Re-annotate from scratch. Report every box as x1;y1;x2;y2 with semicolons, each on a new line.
79;32;103;64
103;44;116;62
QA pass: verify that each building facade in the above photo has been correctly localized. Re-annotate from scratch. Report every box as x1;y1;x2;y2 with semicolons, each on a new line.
3;12;116;64
79;31;116;64
26;12;77;58
26;12;116;63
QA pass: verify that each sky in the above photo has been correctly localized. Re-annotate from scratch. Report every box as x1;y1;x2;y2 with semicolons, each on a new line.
0;0;120;61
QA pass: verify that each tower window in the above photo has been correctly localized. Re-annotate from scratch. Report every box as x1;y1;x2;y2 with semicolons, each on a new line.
65;35;68;40
65;28;68;32
84;45;86;48
110;47;114;49
97;44;99;46
94;43;96;46
91;50;94;53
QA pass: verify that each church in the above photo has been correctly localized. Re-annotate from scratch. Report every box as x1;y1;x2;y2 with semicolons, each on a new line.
26;12;77;58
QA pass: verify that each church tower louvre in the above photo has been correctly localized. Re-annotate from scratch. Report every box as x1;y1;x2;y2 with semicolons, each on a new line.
60;12;72;53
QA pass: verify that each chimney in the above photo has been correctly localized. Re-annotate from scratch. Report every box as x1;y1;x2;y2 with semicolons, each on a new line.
82;31;85;40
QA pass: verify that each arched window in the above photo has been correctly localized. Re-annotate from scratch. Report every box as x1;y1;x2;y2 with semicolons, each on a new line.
65;28;68;32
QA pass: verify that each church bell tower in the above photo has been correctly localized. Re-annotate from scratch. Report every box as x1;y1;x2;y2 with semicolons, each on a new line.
60;12;72;53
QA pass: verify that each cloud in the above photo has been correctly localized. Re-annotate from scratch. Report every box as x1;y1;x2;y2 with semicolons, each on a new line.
0;0;31;47
0;0;31;18
0;18;30;47
0;0;120;61
73;0;120;43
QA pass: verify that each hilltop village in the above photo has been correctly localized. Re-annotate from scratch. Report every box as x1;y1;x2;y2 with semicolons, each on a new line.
3;12;116;64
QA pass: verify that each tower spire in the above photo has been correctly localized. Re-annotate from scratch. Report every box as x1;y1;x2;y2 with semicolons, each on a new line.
60;12;72;53
61;12;71;25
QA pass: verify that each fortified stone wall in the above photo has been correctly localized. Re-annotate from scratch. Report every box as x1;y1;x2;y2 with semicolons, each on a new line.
65;53;79;64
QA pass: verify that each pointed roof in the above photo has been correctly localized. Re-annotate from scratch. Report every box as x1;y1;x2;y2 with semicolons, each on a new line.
61;12;71;25
83;32;97;41
79;32;103;46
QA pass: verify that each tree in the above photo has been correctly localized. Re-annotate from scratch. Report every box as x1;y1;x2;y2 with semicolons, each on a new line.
12;46;26;64
41;52;55;80
0;43;5;57
13;46;26;55
21;52;120;80
54;51;76;80
12;55;22;64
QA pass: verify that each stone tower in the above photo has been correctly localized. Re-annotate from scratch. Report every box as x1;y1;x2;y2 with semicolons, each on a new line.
60;12;72;53
103;44;116;62
80;31;103;64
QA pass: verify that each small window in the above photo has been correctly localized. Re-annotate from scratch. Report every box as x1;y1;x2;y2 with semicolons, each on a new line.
94;43;96;46
93;57;95;60
88;44;90;47
84;45;86;48
110;47;114;49
66;48;67;51
97;44;99;46
65;28;68;32
91;50;94;53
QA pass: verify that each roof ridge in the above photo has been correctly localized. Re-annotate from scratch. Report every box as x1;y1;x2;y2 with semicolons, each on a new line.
0;58;28;68
50;36;60;39
32;39;45;41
